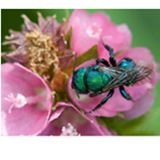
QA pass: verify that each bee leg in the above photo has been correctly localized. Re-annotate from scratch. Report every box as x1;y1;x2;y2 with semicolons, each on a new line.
109;57;117;67
75;90;80;99
87;89;114;113
102;43;117;66
96;58;110;67
119;86;132;100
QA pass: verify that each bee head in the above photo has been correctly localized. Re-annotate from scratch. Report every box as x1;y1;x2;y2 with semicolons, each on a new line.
118;58;136;70
72;67;88;94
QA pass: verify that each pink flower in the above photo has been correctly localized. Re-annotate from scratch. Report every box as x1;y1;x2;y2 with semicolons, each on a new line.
68;48;158;118
1;63;53;135
67;10;159;119
40;102;112;136
2;14;74;92
67;10;131;56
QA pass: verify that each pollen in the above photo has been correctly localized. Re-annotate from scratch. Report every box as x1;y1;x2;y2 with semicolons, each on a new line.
25;31;60;82
60;123;80;136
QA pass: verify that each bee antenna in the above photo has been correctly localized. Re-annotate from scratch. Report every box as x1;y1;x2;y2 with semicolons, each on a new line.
99;38;104;44
99;38;106;47
99;38;114;58
99;38;111;51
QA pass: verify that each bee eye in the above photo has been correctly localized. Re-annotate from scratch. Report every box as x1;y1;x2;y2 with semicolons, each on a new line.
118;58;136;69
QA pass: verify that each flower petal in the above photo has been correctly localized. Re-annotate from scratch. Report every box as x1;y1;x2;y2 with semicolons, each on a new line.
22;15;39;32
1;63;53;136
67;10;131;56
123;93;154;119
40;102;111;136
98;24;132;59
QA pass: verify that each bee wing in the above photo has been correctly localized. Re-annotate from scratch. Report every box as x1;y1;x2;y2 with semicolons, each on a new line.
129;63;153;86
99;62;153;91
98;66;123;77
106;65;153;90
106;72;129;90
98;67;129;90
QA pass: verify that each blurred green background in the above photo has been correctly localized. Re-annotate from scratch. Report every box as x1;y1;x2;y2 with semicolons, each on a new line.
1;9;160;135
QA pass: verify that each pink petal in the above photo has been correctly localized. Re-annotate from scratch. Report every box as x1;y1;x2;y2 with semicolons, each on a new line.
67;10;98;55
3;30;25;46
123;93;154;119
1;63;53;136
2;46;28;64
40;102;111;136
67;10;131;56
22;15;38;32
98;24;132;59
37;12;46;30
121;48;154;63
42;17;60;35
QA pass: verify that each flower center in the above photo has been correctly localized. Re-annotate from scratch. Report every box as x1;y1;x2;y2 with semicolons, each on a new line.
60;123;80;136
25;31;60;82
4;93;27;113
86;22;102;38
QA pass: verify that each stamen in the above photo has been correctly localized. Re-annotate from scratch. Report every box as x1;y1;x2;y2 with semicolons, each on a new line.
5;93;27;114
25;31;60;83
64;40;67;45
60;123;80;136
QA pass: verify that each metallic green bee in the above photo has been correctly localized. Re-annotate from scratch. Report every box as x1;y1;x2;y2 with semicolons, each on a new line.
72;42;153;113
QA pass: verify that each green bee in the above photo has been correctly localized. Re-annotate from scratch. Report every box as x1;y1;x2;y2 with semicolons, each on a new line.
72;42;153;113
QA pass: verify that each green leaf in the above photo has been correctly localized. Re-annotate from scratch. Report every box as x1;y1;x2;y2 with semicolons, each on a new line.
62;45;98;77
100;83;160;135
75;45;98;67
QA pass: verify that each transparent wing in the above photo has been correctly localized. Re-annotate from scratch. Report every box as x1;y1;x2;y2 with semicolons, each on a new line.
129;63;153;85
98;66;124;77
98;67;129;90
98;63;153;91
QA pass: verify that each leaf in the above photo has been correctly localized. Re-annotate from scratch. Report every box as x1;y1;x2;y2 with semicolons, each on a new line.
61;45;98;76
75;45;98;67
100;83;160;135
